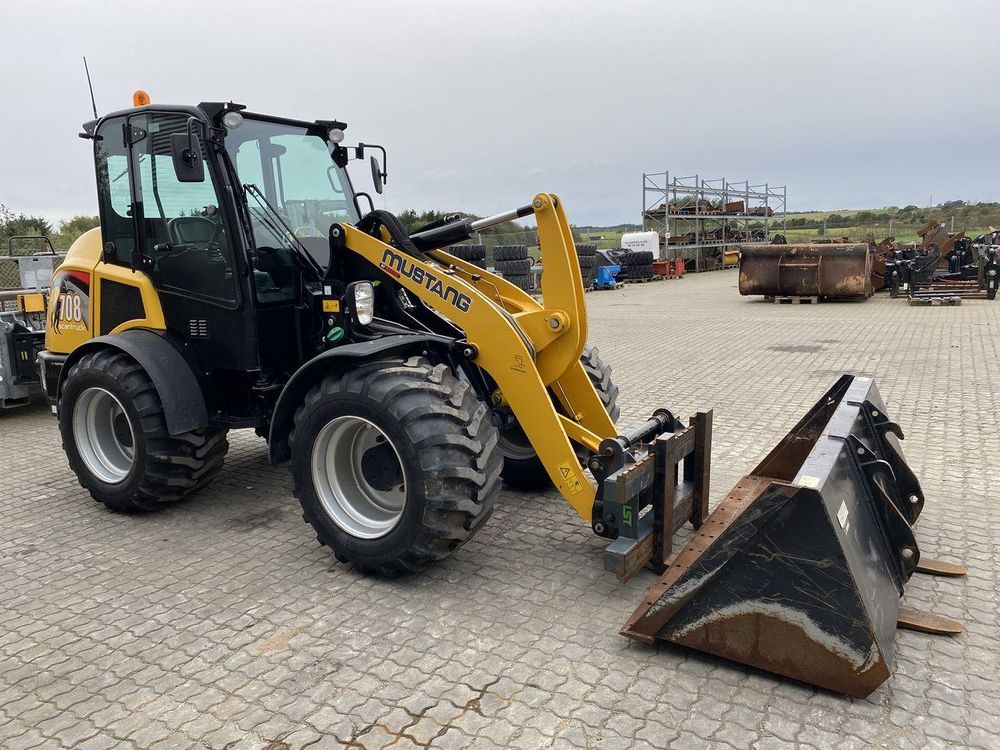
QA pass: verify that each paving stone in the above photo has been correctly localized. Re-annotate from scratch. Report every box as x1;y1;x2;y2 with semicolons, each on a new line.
1;272;998;749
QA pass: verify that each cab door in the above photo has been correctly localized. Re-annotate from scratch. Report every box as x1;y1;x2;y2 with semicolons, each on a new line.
93;111;255;375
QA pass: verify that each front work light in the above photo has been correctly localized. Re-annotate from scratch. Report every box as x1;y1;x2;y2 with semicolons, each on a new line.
350;281;375;326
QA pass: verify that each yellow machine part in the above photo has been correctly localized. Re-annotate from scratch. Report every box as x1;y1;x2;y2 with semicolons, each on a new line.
45;228;165;354
17;293;45;313
344;193;616;519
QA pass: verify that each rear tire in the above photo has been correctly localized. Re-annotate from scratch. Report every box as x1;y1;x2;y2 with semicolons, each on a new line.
503;273;531;291
59;349;228;513
450;245;486;262
494;245;529;261
495;258;532;276
499;345;620;491
290;356;502;575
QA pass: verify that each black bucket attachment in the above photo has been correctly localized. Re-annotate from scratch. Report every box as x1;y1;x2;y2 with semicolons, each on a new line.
621;375;963;698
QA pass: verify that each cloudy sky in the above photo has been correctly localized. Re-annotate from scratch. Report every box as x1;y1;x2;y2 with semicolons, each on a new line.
1;0;997;226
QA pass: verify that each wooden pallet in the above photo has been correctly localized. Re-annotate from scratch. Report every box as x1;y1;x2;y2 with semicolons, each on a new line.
909;296;962;306
766;295;820;304
624;276;660;284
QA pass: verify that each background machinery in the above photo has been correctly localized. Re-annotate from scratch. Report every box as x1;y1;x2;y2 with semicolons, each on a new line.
0;237;57;408
40;96;963;697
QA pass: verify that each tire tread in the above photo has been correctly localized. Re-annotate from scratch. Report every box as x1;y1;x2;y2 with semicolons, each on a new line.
291;356;502;575
60;349;228;513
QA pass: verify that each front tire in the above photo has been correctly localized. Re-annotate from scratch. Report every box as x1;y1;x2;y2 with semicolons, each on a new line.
59;349;228;513
499;345;620;491
290;356;502;575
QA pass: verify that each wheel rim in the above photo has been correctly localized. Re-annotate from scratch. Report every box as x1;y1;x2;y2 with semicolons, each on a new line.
72;387;135;484
311;415;407;539
498;424;537;460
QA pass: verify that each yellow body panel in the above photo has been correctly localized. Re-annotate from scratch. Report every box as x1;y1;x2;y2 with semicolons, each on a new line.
17;293;45;313
45;228;165;354
93;260;166;335
346;194;616;519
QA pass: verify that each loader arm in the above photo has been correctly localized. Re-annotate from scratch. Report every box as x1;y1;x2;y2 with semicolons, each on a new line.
336;193;615;519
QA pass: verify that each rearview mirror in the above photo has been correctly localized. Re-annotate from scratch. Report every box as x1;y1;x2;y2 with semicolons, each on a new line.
370;155;384;195
170;131;205;183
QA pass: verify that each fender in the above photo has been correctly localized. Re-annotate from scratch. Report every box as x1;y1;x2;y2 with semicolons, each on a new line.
268;333;458;464
57;329;207;435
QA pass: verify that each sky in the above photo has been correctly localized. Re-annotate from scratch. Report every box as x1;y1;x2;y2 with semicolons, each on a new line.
1;0;998;227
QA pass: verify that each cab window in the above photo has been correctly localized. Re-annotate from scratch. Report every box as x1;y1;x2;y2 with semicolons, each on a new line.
227;117;359;302
95;112;238;306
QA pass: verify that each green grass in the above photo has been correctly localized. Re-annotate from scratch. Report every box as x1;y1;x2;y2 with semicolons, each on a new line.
774;224;994;245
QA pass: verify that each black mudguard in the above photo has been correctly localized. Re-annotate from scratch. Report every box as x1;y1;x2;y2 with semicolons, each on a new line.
57;329;207;435
267;333;458;464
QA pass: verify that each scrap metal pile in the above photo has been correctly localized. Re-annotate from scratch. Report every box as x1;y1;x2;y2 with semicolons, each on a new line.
886;224;1000;302
738;221;999;304
653;197;774;217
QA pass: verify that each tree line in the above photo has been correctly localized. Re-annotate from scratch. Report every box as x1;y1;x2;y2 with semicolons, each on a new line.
789;201;1000;230
0;204;99;253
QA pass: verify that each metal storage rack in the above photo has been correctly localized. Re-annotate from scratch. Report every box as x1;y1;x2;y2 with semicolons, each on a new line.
642;172;787;272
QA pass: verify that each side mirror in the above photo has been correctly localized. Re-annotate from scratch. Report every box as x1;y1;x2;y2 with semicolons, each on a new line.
370;155;384;195
170;128;205;183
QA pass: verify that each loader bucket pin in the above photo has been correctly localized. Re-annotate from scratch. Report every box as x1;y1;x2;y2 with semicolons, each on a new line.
621;375;964;698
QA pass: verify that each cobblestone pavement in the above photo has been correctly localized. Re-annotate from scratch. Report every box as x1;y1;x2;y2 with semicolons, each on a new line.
2;270;998;749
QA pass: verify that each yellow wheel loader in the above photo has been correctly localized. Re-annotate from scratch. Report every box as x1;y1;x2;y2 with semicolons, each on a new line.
40;96;964;697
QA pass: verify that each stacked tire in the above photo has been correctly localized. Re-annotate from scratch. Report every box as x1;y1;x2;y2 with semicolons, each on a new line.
576;244;597;288
449;244;488;270
493;245;532;291
617;250;654;281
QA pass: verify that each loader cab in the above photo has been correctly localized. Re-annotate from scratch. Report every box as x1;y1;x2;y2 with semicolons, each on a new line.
87;102;364;421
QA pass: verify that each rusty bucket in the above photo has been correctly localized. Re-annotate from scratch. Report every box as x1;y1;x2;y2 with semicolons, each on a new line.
621;375;961;698
739;244;873;299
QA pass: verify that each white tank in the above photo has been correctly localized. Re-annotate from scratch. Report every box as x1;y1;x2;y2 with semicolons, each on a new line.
621;231;662;260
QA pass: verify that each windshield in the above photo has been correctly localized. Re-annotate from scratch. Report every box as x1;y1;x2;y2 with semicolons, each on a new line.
225;116;359;268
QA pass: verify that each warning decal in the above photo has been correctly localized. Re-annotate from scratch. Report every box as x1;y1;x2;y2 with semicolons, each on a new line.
557;461;584;496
